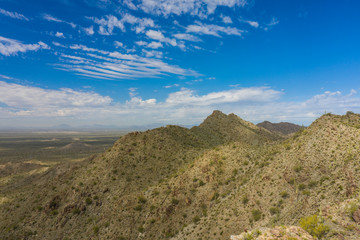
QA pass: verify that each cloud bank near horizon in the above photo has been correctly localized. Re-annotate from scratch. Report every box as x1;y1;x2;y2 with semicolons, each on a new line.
0;80;359;128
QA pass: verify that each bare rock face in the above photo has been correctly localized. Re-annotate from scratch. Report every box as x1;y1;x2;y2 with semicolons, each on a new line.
353;209;360;223
230;226;314;240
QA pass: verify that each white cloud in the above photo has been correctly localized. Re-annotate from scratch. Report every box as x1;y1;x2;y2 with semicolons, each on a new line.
92;14;154;35
221;15;232;24
114;41;124;48
268;17;279;26
0;8;29;21
52;41;65;47
55;32;65;38
135;41;148;46
244;20;259;28
166;87;281;105
55;44;199;79
0;36;49;56
42;14;77;28
0;81;112;117
1;81;359;128
0;74;14;80
128;87;138;97
122;13;155;33
164;84;180;89
123;0;138;10
146;29;178;47
84;26;94;35
139;0;247;17
142;49;163;58
173;33;201;42
146;29;165;41
93;15;124;35
127;96;157;106
43;14;62;22
147;41;163;49
126;87;157;106
186;22;243;37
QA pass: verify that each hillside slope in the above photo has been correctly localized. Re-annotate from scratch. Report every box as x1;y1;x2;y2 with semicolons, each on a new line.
1;111;360;240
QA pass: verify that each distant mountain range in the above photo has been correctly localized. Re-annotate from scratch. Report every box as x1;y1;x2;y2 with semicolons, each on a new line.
257;121;304;135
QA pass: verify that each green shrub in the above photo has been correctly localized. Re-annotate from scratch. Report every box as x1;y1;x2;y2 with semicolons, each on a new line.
269;207;280;215
242;196;249;205
72;208;81;215
299;215;329;239
85;197;92;205
298;184;306;190
211;192;219;201
251;209;262;221
50;210;58;216
280;191;289;198
294;165;302;173
93;226;99;234
138;196;147;204
308;181;317;188
193;215;200;224
302;190;311;196
347;201;359;218
171;198;179;205
134;205;143;211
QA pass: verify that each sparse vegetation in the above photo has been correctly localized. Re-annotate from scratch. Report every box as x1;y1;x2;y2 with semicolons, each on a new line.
299;215;329;239
251;209;262;221
2;111;360;240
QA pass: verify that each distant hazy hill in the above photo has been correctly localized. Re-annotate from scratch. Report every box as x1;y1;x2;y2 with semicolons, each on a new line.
257;120;303;135
1;111;360;240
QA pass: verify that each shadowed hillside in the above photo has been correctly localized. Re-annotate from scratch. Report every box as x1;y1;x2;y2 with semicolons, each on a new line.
257;120;303;136
1;111;360;240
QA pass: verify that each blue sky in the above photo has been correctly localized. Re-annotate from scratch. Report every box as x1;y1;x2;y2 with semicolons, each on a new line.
0;0;360;128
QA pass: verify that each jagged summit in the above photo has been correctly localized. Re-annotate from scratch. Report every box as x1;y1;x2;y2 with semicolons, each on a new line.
193;110;282;145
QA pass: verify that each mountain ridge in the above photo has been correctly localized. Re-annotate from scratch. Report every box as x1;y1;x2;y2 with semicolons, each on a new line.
1;111;360;239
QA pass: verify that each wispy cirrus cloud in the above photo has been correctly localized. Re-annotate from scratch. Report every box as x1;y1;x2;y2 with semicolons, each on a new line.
54;44;199;80
186;22;243;37
42;14;77;28
0;36;49;56
0;8;29;21
268;17;279;26
173;33;202;42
